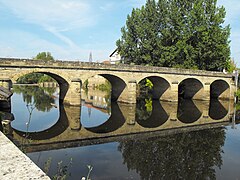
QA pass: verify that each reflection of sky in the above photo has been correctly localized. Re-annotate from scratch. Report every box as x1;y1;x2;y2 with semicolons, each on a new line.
11;92;59;132
216;123;240;179
80;105;110;128
27;142;140;179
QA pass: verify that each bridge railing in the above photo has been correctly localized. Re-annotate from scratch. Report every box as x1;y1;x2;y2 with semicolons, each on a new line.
0;58;233;77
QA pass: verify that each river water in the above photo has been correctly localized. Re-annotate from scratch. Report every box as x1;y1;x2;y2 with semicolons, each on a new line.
1;85;240;179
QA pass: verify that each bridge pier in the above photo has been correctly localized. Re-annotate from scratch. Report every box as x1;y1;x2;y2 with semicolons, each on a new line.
64;105;81;130
118;80;137;104
202;83;211;101
160;82;178;102
0;79;12;109
1;120;13;137
63;79;81;106
118;102;136;125
0;79;12;90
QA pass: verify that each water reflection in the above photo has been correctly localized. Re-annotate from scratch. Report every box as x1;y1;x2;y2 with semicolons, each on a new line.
8;85;233;144
13;104;69;140
209;99;229;120
11;85;59;132
3;85;238;179
86;102;125;133
177;99;202;123
13;85;57;112
118;128;225;179
136;98;169;128
81;88;111;128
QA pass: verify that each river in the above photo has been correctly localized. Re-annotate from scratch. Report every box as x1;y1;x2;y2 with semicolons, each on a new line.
1;85;240;179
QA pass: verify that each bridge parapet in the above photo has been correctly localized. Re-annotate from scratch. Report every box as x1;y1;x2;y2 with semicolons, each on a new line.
0;58;233;77
0;58;236;104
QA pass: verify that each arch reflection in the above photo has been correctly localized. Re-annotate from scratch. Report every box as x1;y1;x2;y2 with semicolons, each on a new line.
177;99;202;123
85;102;125;133
13;104;69;140
209;99;228;120
136;99;169;128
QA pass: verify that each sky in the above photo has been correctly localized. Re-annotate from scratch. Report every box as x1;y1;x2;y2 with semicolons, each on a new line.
0;0;239;65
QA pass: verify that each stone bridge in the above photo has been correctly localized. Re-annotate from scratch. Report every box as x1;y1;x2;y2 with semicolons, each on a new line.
5;99;234;153
0;58;237;105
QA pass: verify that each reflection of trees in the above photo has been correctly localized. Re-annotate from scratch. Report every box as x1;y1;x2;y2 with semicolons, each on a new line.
13;85;56;112
138;78;153;97
104;91;111;114
136;98;152;121
118;128;225;180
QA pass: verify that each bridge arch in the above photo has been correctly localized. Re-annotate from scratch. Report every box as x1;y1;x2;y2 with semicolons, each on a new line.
11;71;69;102
210;80;230;100
178;78;204;99
137;76;170;100
98;74;126;101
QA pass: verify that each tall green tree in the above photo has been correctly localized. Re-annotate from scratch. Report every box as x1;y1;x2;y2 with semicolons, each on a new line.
17;52;55;84
35;52;54;61
116;0;230;71
118;128;225;179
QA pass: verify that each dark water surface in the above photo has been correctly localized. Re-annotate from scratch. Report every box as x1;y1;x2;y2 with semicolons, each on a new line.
2;85;240;179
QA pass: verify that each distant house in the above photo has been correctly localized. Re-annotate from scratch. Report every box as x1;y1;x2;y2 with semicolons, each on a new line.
109;49;121;64
102;60;111;64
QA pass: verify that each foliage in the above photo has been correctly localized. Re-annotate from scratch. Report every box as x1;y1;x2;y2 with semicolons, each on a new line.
138;78;154;98
17;52;55;84
118;128;225;179
236;103;240;111
83;79;89;90
145;98;152;112
235;89;240;111
13;85;56;112
136;98;152;121
17;73;43;84
145;78;153;89
236;89;240;98
35;52;54;61
38;75;56;83
44;158;73;180
117;0;230;71
226;58;236;72
96;80;111;92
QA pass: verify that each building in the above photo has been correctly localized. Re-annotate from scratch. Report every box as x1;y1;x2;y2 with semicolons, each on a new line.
109;49;121;64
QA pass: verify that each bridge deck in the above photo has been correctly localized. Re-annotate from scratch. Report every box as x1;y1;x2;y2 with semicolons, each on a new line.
0;58;232;78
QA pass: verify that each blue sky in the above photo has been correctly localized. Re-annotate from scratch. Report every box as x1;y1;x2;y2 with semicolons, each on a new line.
0;0;239;66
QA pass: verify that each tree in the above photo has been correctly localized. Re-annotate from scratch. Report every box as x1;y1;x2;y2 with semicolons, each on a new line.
35;52;54;61
226;58;236;72
17;52;55;84
116;0;230;71
118;128;225;179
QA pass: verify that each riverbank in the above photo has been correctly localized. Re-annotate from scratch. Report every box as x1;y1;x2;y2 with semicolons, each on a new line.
0;132;50;180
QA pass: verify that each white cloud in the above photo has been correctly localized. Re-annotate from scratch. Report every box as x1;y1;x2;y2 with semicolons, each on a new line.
0;27;113;62
100;2;115;11
0;0;94;31
0;0;95;48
